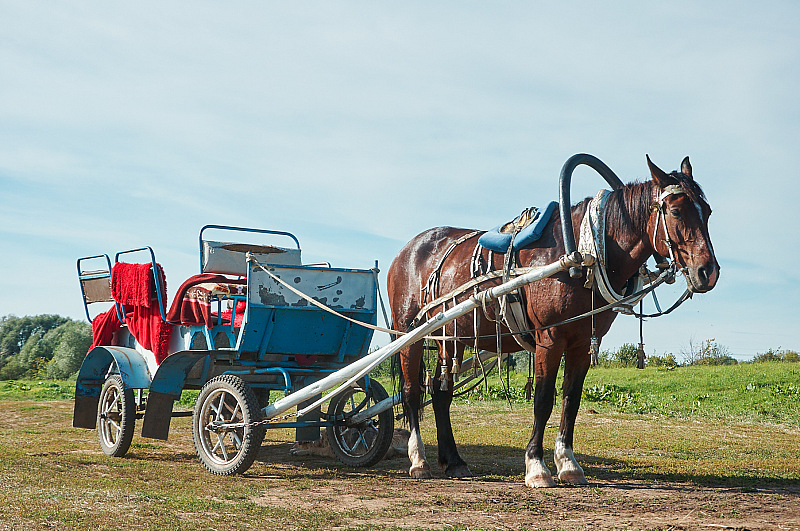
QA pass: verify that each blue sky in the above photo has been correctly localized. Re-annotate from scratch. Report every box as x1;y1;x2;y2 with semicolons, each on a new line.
2;2;798;360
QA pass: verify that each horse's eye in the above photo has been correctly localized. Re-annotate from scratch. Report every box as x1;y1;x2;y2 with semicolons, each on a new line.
670;209;681;219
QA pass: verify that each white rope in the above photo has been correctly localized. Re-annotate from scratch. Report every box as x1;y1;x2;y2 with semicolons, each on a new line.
248;256;403;336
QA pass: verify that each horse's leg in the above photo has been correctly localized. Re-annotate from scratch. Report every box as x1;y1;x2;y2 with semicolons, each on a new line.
554;343;591;485
524;342;563;488
431;340;472;478
401;340;432;479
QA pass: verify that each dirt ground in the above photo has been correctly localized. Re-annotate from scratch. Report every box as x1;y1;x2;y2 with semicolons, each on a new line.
252;444;800;531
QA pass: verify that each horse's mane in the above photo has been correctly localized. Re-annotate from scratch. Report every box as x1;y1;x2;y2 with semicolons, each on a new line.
576;171;708;239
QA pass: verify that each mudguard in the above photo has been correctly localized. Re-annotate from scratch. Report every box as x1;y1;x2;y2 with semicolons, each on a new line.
140;351;211;440
72;346;153;429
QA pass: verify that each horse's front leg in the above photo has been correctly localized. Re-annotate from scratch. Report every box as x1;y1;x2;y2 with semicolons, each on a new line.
432;342;472;477
554;343;592;485
524;343;562;488
401;342;432;479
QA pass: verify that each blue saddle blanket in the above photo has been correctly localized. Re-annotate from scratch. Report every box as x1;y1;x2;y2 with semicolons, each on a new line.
478;201;558;253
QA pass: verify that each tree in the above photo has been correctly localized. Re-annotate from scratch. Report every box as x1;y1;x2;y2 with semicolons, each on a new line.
0;315;90;380
45;321;93;379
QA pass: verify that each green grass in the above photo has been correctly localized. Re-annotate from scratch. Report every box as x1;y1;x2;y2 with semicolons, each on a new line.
437;361;800;427
580;362;800;426
6;361;799;427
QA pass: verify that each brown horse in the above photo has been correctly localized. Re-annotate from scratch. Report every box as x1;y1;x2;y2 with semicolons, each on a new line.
387;156;719;487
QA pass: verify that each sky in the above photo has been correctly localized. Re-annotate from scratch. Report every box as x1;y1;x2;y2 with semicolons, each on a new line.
1;2;798;361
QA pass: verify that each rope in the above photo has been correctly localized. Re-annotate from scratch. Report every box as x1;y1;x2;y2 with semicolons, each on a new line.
248;257;402;336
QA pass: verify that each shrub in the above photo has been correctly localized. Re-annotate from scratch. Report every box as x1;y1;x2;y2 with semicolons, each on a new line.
682;338;737;366
596;343;638;368
753;349;800;363
647;353;678;368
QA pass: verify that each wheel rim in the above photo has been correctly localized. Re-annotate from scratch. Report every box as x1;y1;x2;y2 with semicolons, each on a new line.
99;382;124;448
197;388;246;466
331;389;380;458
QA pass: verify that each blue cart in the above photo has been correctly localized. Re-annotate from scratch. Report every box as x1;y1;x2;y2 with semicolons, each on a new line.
73;225;394;475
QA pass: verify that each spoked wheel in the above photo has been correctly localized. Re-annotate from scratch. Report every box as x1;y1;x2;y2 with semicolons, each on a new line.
326;379;394;467
97;375;135;457
192;374;266;475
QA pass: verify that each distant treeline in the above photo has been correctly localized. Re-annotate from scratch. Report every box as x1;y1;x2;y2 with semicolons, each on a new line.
0;315;92;380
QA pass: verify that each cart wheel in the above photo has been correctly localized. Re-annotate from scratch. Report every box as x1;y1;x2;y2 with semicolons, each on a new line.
192;374;266;475
326;380;394;467
97;375;135;457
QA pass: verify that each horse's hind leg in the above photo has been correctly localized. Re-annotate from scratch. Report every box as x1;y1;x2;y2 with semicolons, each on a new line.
554;343;591;485
432;341;472;478
401;340;432;479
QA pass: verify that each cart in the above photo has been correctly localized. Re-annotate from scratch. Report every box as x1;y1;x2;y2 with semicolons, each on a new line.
73;225;394;475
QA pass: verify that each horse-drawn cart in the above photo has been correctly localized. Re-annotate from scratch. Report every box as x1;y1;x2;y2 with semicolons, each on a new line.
73;154;717;486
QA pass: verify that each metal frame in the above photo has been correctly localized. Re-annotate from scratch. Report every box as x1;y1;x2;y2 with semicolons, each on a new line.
76;254;113;323
114;246;168;323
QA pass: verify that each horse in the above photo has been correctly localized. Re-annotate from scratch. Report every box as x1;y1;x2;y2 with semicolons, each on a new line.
386;155;719;487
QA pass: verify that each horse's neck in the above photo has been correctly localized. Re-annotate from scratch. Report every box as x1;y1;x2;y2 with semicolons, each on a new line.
581;184;655;290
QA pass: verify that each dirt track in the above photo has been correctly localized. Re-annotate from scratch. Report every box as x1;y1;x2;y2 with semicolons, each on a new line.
256;442;800;531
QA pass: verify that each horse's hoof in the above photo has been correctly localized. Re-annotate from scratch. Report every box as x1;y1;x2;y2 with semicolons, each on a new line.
558;469;589;485
445;463;473;478
410;465;432;479
525;474;557;488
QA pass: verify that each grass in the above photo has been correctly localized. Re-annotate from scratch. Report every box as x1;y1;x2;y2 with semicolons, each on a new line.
1;363;799;529
580;362;800;426
5;361;799;426
446;361;800;427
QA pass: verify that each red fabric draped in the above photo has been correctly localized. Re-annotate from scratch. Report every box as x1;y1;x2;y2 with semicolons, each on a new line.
88;307;122;353
110;262;172;364
166;274;246;328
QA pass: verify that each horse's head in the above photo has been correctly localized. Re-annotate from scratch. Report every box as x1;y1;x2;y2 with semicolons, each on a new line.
647;155;720;293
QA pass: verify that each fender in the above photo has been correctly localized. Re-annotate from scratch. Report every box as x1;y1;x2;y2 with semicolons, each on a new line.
140;351;211;440
72;346;153;429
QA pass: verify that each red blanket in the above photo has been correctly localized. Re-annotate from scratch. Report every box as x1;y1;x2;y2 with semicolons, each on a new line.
166;274;247;328
89;307;122;353
110;262;172;364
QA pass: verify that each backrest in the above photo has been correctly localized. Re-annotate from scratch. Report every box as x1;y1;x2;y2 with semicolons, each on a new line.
80;270;113;304
201;240;302;276
77;254;115;323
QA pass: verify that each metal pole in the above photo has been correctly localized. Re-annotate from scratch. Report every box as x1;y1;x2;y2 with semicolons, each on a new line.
260;255;577;421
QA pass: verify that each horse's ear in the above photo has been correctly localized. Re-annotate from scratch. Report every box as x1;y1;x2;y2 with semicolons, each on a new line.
681;156;693;180
647;154;677;187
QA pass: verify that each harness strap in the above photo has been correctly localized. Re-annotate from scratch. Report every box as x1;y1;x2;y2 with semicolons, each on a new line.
422;230;482;306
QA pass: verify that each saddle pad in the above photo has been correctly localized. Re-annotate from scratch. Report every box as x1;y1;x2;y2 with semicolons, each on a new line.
478;201;558;253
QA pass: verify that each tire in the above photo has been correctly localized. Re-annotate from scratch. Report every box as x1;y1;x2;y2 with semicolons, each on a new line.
97;375;135;457
326;379;394;467
192;374;266;475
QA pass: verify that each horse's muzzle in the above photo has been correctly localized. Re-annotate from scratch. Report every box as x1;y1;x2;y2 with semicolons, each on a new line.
687;261;720;293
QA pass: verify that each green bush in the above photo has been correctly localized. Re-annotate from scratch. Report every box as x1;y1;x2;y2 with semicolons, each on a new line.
647;353;678;368
753;349;800;363
597;343;639;368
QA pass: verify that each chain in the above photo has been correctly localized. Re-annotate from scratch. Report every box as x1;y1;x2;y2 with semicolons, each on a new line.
205;410;299;433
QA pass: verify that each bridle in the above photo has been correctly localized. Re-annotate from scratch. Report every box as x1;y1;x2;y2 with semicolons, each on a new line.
651;183;689;276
